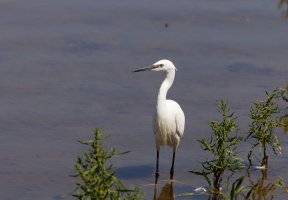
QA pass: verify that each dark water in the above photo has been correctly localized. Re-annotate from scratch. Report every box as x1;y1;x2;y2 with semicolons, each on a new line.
0;0;287;199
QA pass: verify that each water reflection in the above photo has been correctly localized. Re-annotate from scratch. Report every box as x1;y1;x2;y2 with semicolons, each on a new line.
244;168;279;199
244;168;288;199
154;181;174;200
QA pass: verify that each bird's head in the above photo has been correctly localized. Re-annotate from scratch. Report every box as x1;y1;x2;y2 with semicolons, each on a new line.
133;59;177;73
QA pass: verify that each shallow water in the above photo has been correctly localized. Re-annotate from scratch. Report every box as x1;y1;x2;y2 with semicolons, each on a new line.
0;0;287;199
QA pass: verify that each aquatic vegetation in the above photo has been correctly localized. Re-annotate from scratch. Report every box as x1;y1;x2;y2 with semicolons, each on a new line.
72;128;144;200
242;88;288;199
275;177;288;193
278;84;288;134
280;114;288;134
246;90;287;168
228;176;245;200
278;84;288;102
190;100;244;199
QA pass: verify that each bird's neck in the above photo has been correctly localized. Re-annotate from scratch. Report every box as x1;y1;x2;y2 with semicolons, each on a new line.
157;70;175;106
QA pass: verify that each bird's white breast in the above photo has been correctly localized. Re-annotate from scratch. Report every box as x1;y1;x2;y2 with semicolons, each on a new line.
153;100;182;148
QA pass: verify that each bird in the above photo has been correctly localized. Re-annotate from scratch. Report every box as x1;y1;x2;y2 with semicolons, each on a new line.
133;59;185;183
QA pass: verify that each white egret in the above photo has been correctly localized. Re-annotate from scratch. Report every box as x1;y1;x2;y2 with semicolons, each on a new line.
134;59;185;182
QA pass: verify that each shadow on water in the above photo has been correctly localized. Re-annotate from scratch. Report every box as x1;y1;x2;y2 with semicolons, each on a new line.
52;195;65;200
116;165;154;179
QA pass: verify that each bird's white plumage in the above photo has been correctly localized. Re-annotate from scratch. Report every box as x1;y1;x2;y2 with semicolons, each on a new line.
152;60;185;151
153;99;185;149
134;59;185;180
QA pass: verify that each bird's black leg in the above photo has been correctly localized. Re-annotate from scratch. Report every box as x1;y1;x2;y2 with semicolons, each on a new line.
170;150;176;180
155;150;159;184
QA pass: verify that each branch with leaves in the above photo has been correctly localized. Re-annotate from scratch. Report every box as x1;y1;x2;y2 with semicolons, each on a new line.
190;100;244;199
246;90;287;168
72;128;144;200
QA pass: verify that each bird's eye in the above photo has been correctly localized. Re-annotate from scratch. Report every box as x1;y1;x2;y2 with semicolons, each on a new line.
159;64;164;67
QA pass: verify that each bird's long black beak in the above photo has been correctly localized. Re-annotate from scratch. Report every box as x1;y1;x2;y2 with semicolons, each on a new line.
133;65;158;72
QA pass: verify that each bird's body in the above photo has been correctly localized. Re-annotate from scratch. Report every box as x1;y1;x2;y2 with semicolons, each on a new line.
154;99;185;150
134;59;185;182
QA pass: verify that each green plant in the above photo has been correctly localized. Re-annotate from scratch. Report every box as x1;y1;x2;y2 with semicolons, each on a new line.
278;85;288;134
229;176;245;200
72;128;144;200
275;177;288;193
278;84;288;102
246;90;286;167
190;100;244;199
